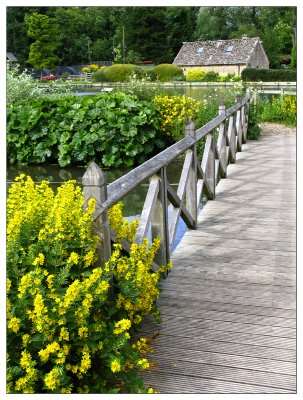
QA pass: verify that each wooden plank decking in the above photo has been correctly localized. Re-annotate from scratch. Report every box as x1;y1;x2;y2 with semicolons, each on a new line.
140;134;296;394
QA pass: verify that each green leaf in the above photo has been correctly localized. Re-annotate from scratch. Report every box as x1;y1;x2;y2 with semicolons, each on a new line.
102;153;117;167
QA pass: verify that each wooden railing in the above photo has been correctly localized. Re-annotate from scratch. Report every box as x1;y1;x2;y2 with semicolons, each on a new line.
82;90;250;270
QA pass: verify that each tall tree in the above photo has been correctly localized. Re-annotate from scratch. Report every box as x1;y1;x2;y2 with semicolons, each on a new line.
165;7;199;62
121;7;169;64
25;12;61;71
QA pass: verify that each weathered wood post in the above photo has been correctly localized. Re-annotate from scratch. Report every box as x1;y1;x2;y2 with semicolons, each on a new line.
253;86;258;113
242;88;250;143
217;103;227;179
82;162;111;266
201;130;215;200
236;96;243;152
227;112;236;164
151;167;170;271
185;119;198;228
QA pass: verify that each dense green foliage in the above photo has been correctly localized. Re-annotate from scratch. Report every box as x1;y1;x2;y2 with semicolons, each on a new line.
7;6;296;70
7;92;166;168
152;64;183;82
241;68;296;82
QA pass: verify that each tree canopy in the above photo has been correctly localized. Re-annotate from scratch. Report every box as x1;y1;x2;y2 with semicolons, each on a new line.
7;6;296;70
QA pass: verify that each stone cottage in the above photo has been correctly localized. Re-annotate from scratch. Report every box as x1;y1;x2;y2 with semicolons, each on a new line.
173;34;269;76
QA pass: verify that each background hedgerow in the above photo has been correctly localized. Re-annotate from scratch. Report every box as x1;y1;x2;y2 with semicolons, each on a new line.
152;64;183;82
7;175;171;393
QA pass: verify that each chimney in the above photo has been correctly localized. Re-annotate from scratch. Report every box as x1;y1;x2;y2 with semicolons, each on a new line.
242;33;248;39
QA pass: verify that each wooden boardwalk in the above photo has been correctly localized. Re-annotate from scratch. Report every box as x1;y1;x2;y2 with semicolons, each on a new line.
140;134;296;394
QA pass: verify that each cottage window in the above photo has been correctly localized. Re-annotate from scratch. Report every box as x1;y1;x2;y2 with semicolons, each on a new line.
226;45;234;52
197;47;204;54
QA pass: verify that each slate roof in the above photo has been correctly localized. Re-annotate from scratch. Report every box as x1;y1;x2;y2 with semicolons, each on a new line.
173;37;262;66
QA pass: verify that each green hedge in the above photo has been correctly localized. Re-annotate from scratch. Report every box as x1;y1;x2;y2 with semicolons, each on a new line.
101;64;146;82
241;68;296;82
152;64;183;82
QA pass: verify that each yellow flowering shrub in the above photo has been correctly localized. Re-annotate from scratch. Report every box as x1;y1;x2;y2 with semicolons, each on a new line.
81;64;100;73
7;175;169;394
154;95;204;142
259;94;296;126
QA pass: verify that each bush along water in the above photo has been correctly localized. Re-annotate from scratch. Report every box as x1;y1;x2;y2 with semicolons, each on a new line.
6;175;172;393
7;92;167;168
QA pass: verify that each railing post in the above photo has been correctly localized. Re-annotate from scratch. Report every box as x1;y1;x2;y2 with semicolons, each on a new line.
151;167;170;268
185;119;198;228
227;113;236;164
211;130;216;198
82;162;111;266
217;103;227;178
236;96;243;152
253;86;257;113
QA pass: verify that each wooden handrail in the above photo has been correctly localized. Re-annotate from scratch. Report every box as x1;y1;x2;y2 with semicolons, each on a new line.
82;90;251;268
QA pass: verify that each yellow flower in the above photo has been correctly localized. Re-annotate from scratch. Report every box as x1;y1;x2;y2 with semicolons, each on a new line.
59;327;69;341
137;358;150;369
7;279;12;293
67;251;79;265
17;274;31;298
33;253;45;266
113;319;131;334
110;359;121;373
95;280;109;294
22;334;30;347
15;376;28;391
44;368;60;390
78;327;88;338
8;317;20;333
61;387;72;394
20;350;32;369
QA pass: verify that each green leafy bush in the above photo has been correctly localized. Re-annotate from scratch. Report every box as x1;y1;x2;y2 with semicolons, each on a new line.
204;71;220;82
185;69;206;82
102;64;145;82
7;62;44;107
241;68;297;82
247;108;261;139
7;175;170;393
117;79;165;101
146;69;157;81
220;73;242;82
90;67;107;82
7;92;166;168
152;64;183;82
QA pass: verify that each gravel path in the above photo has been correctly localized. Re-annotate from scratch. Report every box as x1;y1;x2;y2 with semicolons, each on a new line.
260;122;296;136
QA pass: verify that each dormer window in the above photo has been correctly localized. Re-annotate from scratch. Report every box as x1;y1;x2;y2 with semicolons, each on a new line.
197;47;204;53
226;45;234;52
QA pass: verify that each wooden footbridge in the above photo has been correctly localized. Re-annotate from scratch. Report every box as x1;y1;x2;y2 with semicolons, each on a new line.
83;91;296;394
